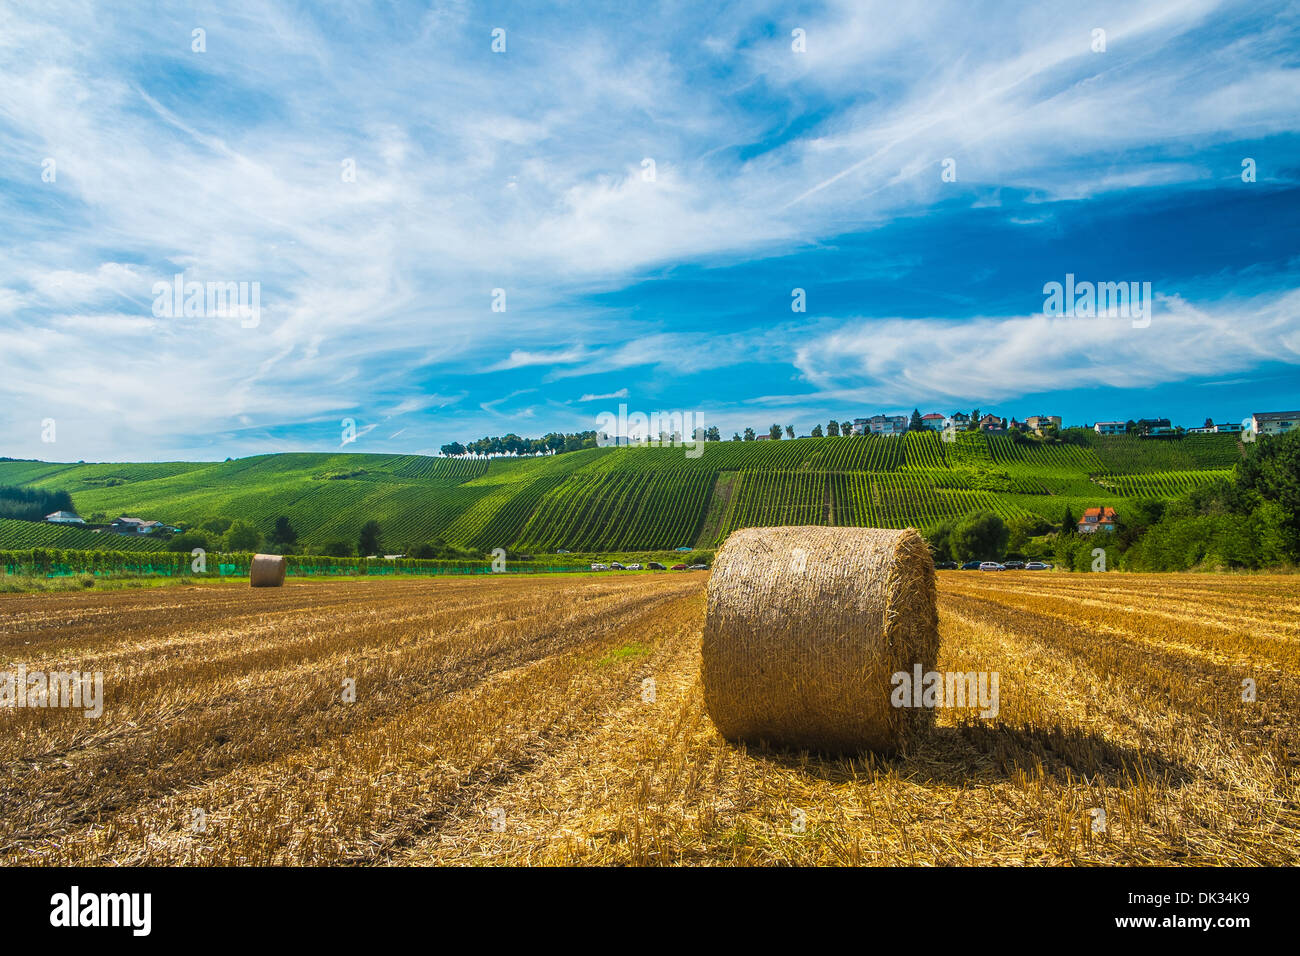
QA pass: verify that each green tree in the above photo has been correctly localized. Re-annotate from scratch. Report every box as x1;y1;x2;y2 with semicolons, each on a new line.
909;408;924;432
950;511;1009;562
785;425;795;439
811;424;824;437
223;520;262;552
359;520;383;556
1237;430;1300;559
272;515;297;546
704;425;721;442
827;420;840;437
731;432;742;441
743;427;755;441
201;516;233;536
926;520;956;563
321;539;354;557
1006;514;1049;554
769;424;782;440
840;421;852;437
166;531;212;553
1060;505;1076;535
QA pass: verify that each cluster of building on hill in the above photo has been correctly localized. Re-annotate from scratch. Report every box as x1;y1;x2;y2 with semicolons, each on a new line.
44;512;180;535
844;410;1298;438
845;412;1064;436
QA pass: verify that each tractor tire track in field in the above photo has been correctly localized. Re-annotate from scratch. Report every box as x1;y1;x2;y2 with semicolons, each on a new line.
0;575;700;861
1;571;1296;865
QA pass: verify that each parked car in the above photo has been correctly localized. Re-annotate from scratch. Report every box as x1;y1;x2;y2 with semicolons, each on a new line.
960;561;983;570
935;561;958;570
979;561;1004;571
1025;561;1052;570
1002;560;1025;570
671;563;688;570
626;563;643;571
590;563;608;571
647;562;666;570
688;564;707;570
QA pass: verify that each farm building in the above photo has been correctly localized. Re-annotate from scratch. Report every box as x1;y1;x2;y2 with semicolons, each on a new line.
109;516;177;535
1077;506;1117;533
45;510;86;524
919;413;946;431
1094;421;1126;435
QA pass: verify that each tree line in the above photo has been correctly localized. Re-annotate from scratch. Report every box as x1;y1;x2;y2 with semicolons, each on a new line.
440;430;600;457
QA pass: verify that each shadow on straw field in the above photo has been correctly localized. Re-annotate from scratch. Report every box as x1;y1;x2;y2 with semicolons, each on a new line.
739;721;1195;790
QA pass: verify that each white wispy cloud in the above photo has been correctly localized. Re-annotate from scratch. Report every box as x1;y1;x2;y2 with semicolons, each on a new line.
790;289;1300;406
578;388;629;402
0;0;1294;458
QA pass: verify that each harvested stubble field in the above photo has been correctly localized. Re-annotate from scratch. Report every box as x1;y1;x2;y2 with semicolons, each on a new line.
0;571;1296;866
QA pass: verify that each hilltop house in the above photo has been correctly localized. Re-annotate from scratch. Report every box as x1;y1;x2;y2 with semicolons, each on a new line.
1094;421;1126;435
867;414;909;437
1251;411;1300;437
920;413;946;431
45;511;86;525
1025;415;1062;435
946;412;971;431
1136;418;1175;436
977;414;1005;432
1077;507;1117;533
851;417;870;436
1188;421;1245;435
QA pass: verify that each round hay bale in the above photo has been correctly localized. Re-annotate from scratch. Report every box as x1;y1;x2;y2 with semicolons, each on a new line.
701;525;937;754
249;553;287;588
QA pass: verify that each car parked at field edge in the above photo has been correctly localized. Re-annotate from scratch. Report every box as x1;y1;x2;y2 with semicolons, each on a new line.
626;563;643;571
610;562;625;570
647;562;666;570
1002;560;1025;570
935;561;958;570
1025;561;1053;570
590;563;609;571
979;561;1004;571
688;564;707;570
959;561;983;570
671;563;688;570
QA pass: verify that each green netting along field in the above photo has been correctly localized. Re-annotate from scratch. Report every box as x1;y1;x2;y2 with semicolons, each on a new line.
0;431;1244;552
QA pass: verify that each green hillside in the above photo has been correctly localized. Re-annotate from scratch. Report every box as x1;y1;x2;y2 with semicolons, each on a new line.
0;517;169;552
0;432;1245;553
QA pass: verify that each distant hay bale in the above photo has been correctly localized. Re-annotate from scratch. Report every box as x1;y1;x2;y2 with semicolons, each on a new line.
701;526;938;754
249;553;287;588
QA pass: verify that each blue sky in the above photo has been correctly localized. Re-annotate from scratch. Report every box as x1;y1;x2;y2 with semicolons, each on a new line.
1;0;1297;460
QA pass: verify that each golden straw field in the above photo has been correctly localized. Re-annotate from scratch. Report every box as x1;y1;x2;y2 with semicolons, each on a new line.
1;571;1296;866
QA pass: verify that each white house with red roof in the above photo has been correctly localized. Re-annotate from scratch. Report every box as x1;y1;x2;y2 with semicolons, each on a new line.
1077;506;1117;533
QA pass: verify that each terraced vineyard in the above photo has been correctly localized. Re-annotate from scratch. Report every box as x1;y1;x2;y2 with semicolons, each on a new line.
0;431;1245;552
0;517;167;552
1093;469;1235;498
